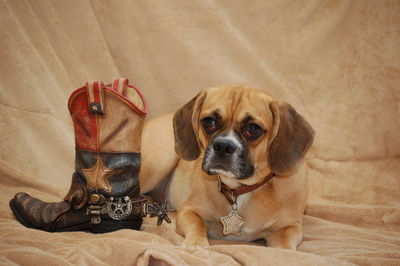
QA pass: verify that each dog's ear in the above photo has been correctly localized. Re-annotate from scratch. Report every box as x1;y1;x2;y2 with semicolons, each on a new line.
173;91;206;160
268;101;315;175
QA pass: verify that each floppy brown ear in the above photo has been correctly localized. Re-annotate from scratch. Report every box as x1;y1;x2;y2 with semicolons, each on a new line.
173;92;206;160
268;101;315;175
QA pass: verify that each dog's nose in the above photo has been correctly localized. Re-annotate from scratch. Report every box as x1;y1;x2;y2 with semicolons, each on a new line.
213;139;237;158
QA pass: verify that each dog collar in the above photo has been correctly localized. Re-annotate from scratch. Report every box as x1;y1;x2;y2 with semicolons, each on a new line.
218;172;276;205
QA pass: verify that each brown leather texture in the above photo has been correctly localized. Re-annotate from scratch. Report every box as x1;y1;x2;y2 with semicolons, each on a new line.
74;148;141;196
64;174;88;209
99;91;145;153
12;192;71;231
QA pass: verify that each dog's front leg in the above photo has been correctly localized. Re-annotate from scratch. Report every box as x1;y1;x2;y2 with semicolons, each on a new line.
176;209;209;248
266;223;302;250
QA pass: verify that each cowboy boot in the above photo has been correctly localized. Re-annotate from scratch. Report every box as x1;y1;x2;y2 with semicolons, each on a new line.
10;78;169;233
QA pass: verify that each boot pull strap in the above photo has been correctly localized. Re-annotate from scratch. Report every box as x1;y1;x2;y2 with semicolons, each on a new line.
86;81;105;115
111;77;147;115
112;78;128;96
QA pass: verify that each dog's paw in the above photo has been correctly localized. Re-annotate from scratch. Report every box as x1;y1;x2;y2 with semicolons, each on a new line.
181;237;209;248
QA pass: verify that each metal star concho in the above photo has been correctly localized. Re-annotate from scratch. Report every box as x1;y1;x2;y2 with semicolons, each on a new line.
82;157;113;192
220;206;245;236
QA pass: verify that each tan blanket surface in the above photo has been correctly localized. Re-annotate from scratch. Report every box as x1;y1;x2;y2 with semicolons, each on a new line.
1;0;399;265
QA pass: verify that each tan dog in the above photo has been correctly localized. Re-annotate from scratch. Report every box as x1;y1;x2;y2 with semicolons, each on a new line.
139;84;314;250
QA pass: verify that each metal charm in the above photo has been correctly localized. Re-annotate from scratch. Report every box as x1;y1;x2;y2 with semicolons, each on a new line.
105;196;133;220
87;205;102;224
220;204;245;236
142;200;171;226
87;193;106;224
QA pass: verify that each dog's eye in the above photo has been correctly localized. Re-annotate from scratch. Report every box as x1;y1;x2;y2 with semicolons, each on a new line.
242;123;264;141
202;117;218;134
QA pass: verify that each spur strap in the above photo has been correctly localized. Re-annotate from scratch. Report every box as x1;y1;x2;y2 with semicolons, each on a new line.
219;172;276;205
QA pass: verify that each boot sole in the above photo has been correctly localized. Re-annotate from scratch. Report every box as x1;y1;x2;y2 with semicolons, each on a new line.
90;218;143;233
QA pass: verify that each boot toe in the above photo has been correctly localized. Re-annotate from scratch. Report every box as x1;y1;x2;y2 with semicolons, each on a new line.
10;192;71;231
10;192;37;229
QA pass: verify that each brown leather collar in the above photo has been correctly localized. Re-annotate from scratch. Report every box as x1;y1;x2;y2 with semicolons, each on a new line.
218;172;276;205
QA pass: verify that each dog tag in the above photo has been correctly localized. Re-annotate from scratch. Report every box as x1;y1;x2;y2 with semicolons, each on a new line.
220;205;245;236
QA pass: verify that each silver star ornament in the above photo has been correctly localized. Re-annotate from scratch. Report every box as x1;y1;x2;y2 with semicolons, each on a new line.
220;208;245;236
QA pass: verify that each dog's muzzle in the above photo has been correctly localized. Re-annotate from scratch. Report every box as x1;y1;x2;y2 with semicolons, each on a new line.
213;138;237;163
202;132;254;179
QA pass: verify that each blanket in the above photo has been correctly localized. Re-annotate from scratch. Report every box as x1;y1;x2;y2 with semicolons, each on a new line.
0;0;399;265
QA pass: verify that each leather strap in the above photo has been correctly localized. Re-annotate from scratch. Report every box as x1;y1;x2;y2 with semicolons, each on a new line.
64;174;88;209
112;78;129;96
86;80;105;115
219;172;276;205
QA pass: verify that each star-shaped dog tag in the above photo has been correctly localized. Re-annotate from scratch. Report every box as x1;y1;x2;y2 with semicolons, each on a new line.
220;208;245;236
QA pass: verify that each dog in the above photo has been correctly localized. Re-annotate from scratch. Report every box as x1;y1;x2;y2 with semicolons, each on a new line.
139;84;314;250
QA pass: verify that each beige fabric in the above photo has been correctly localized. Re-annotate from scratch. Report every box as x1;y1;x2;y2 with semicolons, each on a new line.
0;0;399;265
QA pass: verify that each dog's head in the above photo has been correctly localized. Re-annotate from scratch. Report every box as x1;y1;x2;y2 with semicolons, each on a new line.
173;85;314;186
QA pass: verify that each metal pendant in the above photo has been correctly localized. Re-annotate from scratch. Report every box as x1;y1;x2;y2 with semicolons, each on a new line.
220;204;245;236
105;196;132;220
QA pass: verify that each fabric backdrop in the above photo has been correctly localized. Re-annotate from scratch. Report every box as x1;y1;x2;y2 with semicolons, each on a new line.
0;0;399;265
